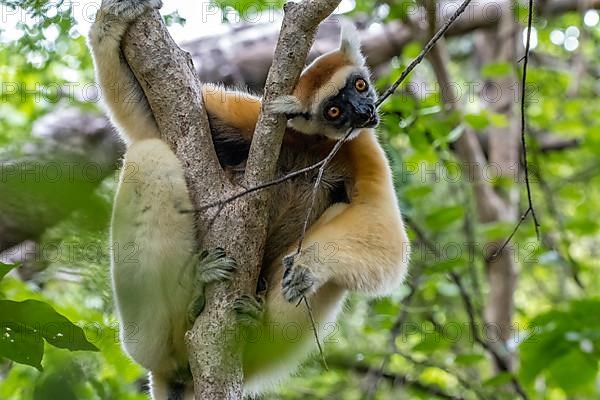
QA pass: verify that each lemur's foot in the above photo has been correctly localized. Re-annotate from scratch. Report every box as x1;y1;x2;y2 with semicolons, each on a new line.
196;247;237;283
187;248;237;324
233;294;265;327
282;254;316;303
101;0;162;20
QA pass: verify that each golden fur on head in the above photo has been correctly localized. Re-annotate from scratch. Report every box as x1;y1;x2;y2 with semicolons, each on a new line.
269;22;367;116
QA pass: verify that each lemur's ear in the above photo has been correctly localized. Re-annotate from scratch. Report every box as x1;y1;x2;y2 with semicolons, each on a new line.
339;21;365;66
268;95;304;114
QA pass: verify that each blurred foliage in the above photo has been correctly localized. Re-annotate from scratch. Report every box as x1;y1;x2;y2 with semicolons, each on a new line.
1;0;599;399
0;0;94;145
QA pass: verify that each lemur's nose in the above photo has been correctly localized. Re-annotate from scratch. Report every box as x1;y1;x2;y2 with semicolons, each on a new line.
356;103;376;123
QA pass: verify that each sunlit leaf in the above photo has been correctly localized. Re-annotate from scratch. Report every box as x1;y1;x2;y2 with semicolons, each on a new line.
424;205;464;230
0;262;18;281
481;62;512;78
0;300;98;370
464;113;489;130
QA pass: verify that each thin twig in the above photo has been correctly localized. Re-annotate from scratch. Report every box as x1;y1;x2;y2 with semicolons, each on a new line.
303;297;328;370
489;208;531;260
489;18;551;259
520;0;541;239
181;160;326;213
375;0;473;107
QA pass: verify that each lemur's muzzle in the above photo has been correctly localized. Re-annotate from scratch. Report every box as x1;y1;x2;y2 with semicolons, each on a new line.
352;102;378;128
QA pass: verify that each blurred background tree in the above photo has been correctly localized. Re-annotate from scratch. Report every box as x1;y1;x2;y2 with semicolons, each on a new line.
1;0;599;399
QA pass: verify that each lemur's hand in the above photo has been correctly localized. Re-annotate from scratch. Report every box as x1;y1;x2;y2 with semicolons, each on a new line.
100;0;163;21
282;251;323;303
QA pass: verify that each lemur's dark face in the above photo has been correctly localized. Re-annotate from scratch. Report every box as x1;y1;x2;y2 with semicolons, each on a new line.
319;72;379;138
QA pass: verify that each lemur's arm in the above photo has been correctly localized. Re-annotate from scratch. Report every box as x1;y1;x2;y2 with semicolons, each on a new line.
282;130;409;302
202;84;262;139
88;1;162;143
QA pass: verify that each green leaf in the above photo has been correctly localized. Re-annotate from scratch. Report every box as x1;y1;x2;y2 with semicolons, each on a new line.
479;221;515;241
519;328;571;384
519;299;600;387
454;353;485;365
0;300;98;369
425;205;465;230
426;258;466;274
483;372;513;387
489;112;509;127
403;185;433;201
547;350;598;394
403;41;423;59
407;125;430;151
371;297;399;317
0;262;18;281
446;124;465;143
481;62;512;78
464;113;489;130
0;320;44;370
413;332;451;352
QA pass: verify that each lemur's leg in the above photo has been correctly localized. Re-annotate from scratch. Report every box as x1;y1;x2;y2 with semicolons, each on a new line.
111;138;197;372
281;130;410;303
242;276;346;394
88;0;163;142
243;132;409;392
112;139;237;370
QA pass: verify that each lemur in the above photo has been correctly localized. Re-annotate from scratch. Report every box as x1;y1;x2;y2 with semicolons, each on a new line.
89;0;410;399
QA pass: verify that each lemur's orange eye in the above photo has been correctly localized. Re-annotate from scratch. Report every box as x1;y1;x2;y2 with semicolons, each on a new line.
355;78;368;92
327;106;341;119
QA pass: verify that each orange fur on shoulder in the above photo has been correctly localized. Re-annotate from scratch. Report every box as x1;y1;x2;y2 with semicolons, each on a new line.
202;84;262;139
